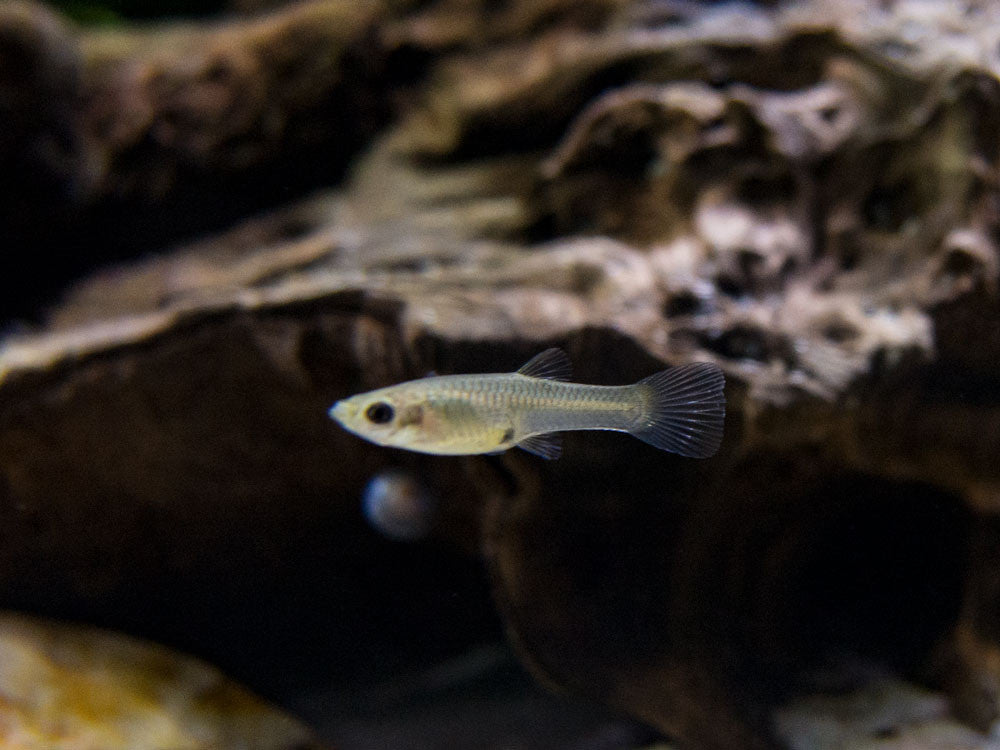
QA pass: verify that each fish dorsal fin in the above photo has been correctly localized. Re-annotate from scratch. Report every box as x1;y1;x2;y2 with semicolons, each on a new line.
517;348;572;381
517;433;562;460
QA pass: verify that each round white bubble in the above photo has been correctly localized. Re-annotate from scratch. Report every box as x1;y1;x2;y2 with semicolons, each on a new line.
362;470;436;541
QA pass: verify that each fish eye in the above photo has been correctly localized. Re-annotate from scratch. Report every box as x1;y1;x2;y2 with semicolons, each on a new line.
365;401;395;425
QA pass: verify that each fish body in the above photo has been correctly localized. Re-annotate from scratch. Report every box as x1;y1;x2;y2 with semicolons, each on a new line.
329;348;725;459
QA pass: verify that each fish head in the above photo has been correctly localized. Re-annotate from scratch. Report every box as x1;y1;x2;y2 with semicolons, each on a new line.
329;385;439;451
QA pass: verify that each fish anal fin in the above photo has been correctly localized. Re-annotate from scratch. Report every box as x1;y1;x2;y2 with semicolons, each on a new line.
517;433;562;460
517;348;572;381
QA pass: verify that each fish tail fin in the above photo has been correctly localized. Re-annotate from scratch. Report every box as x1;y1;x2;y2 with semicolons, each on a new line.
631;362;725;458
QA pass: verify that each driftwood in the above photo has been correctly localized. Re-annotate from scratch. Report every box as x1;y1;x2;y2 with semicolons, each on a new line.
4;0;1000;748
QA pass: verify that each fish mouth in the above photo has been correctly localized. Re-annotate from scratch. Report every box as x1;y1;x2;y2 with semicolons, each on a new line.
329;400;352;424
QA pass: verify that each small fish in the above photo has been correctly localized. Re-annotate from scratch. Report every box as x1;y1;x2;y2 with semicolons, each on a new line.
329;348;725;459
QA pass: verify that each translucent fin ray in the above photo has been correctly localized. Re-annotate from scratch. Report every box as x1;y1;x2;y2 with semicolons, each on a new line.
517;348;572;381
517;433;562;460
631;362;725;458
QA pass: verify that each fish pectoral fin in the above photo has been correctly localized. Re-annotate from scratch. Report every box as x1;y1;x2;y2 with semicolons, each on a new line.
516;348;572;381
517;433;562;460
